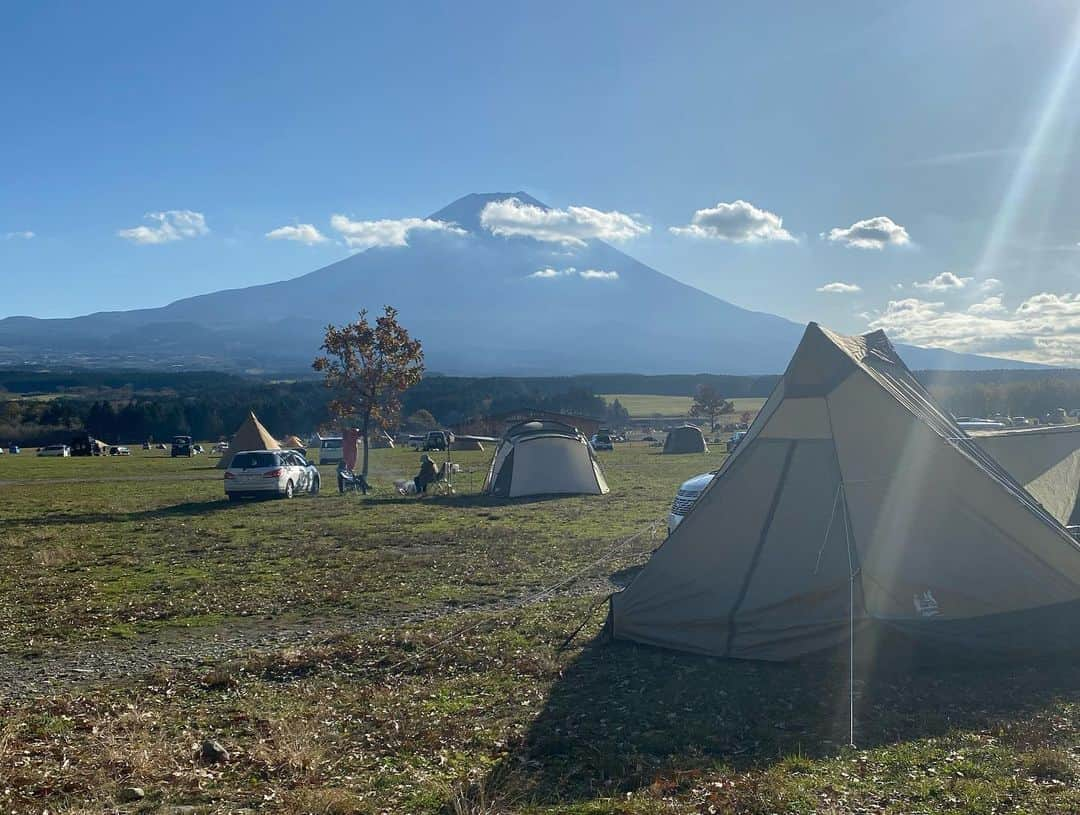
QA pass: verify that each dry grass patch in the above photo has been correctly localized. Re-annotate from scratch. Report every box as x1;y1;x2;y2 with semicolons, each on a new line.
282;787;373;814
248;715;329;784
1020;747;1076;781
31;544;78;568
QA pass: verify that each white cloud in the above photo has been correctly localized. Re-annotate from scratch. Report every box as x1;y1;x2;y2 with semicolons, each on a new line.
528;266;618;281
979;277;1003;292
117;210;209;245
868;292;1080;365
3;230;34;240
967;295;1007;316
265;223;327;245
914;271;973;291
529;267;573;279
329;214;464;250
670;200;795;243
823;216;910;250
481;198;648;246
816;281;862;294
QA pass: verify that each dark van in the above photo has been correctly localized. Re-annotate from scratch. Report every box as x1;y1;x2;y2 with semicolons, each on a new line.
171;435;194;457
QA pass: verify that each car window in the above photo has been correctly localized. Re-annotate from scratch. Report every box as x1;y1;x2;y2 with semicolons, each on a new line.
230;452;278;469
321;439;342;449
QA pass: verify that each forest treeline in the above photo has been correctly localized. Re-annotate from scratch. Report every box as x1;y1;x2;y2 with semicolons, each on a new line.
0;372;632;445
4;367;1080;445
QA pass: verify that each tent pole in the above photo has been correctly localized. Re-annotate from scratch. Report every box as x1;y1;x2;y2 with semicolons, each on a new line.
849;553;855;747
844;483;855;748
446;433;453;492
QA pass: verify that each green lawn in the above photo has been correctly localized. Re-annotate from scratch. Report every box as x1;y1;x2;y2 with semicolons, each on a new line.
600;394;766;419
1;446;1077;814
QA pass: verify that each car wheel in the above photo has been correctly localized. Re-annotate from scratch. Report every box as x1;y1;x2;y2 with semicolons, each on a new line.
284;480;294;499
310;476;320;496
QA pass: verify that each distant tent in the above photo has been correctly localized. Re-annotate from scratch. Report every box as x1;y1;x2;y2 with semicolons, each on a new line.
281;435;306;449
972;424;1080;526
663;424;707;454
453;437;484;452
70;435;109;456
368;430;395;449
217;412;280;468
483;420;609;498
610;323;1080;661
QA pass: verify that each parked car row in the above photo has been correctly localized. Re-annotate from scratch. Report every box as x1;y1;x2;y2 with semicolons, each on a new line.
954;412;1080;429
4;441;179;457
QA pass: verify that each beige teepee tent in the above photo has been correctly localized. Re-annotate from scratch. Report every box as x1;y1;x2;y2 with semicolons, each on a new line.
971;424;1080;527
610;323;1080;661
217;411;280;468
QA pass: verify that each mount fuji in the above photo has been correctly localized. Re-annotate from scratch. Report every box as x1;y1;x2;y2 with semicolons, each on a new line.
0;193;1039;374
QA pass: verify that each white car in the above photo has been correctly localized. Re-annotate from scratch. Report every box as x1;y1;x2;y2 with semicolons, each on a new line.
318;436;344;465
38;444;71;457
224;449;321;501
668;471;718;533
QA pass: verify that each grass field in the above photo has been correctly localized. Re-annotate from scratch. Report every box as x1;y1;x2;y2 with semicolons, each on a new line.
1;446;1078;814
600;394;766;419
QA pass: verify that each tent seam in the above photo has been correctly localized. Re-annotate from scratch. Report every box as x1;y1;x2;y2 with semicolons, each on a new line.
724;439;797;657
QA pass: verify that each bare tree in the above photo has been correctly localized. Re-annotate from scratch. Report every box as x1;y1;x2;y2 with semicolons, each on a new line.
312;306;424;477
689;383;735;430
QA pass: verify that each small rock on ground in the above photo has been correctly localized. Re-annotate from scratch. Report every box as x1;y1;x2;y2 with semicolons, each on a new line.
117;786;145;802
199;738;230;764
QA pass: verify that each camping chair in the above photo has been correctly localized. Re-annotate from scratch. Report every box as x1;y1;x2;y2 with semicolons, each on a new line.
428;461;456;496
397;461;456;496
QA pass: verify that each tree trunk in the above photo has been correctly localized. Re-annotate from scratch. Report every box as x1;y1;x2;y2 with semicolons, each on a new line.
361;410;371;478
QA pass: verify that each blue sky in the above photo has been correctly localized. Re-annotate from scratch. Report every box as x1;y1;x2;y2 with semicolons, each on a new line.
4;0;1080;363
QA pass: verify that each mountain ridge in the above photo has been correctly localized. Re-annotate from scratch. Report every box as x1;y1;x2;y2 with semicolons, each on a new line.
0;192;1046;374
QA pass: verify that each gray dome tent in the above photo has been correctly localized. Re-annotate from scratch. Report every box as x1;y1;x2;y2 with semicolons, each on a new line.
663;424;707;454
483;420;609;498
610;323;1080;661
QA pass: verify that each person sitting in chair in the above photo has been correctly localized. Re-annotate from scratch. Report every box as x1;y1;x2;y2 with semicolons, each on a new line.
414;454;438;494
337;460;369;494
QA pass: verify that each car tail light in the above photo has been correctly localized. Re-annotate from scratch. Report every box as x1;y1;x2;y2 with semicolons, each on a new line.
264;468;283;478
224;471;236;479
